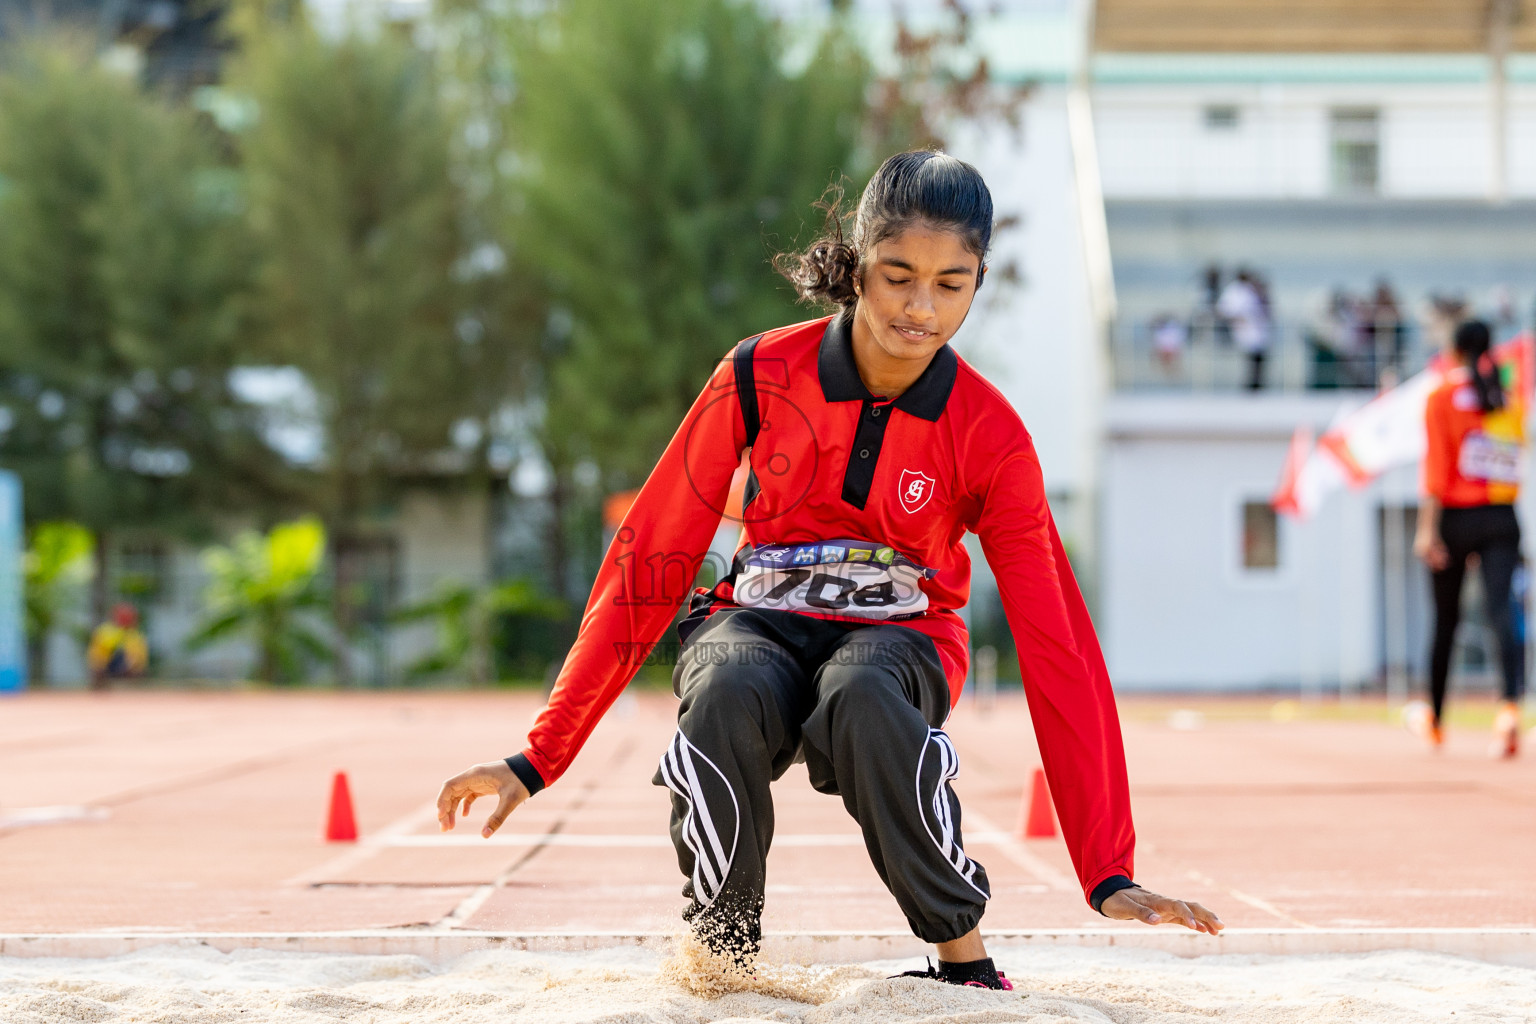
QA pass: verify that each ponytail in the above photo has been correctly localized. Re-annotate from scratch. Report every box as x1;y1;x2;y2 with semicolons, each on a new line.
773;185;859;309
1455;319;1504;413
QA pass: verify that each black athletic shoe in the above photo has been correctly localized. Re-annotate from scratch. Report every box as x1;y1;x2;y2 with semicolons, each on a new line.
892;956;1014;991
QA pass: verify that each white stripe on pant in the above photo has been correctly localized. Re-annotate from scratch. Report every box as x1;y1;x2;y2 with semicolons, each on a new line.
657;730;740;909
654;607;992;954
918;728;990;901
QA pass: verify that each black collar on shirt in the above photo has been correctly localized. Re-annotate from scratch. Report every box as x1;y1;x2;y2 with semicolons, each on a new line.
817;309;958;420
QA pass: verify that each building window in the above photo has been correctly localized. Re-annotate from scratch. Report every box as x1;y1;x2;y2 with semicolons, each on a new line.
1203;105;1240;131
1330;108;1380;195
1242;502;1280;570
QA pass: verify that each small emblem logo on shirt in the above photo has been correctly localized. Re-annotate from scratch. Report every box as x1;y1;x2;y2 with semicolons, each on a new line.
898;469;936;513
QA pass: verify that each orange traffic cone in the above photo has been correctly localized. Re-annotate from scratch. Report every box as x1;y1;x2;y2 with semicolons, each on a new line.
1017;767;1056;839
325;771;358;842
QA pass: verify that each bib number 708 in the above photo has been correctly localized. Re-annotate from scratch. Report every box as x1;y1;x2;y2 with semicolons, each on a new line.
764;568;898;609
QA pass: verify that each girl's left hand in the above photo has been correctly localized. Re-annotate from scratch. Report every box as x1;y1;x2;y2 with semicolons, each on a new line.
1101;886;1224;934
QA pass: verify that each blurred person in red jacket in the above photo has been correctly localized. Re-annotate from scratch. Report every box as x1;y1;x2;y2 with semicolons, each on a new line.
435;151;1222;987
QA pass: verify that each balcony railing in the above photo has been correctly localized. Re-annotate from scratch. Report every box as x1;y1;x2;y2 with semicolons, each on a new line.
1111;316;1433;393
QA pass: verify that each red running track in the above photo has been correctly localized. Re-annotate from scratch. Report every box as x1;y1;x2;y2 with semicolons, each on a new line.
0;690;1531;939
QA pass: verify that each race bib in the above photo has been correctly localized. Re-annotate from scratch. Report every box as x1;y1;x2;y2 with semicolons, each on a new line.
733;539;936;621
1458;430;1522;484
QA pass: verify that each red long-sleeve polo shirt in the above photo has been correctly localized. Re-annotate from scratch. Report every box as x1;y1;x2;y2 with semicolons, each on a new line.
507;312;1136;907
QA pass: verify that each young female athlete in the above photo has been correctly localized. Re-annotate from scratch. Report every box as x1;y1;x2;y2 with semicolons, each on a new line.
435;150;1223;988
1414;318;1527;757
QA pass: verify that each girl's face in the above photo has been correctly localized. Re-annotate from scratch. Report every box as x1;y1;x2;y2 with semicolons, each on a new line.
852;223;981;364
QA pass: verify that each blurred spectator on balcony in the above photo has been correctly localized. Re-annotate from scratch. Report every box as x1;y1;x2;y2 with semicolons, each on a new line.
1491;284;1518;339
1192;264;1230;348
87;603;148;692
1219;267;1272;390
1423;295;1468;357
1307;287;1361;389
1151;314;1187;372
1362;279;1405;387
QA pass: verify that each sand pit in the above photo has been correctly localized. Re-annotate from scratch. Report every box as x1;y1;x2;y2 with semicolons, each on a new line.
2;941;1533;1023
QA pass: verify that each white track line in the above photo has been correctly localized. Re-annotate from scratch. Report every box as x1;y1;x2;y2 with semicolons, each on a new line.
960;810;1079;893
283;801;440;887
9;928;1536;965
0;805;109;831
423;829;892;932
1225;888;1317;930
1186;869;1316;929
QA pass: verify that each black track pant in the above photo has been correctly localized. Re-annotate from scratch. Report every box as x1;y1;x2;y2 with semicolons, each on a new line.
1429;504;1525;721
651;608;990;958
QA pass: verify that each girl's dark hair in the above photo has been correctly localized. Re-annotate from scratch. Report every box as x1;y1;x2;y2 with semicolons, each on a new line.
775;150;994;309
1455;319;1504;413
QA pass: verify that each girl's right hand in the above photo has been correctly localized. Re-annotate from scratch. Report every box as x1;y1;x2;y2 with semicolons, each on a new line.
436;760;530;839
1414;531;1448;571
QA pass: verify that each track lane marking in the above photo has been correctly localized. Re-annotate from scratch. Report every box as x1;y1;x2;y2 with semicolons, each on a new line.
960;810;1079;892
283;800;440;887
1186;869;1316;929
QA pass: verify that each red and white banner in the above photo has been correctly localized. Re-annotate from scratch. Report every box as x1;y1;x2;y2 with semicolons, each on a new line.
1272;332;1533;519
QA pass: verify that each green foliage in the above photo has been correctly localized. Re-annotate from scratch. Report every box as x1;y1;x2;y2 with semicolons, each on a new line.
228;16;483;531
501;0;872;493
187;517;330;683
392;577;566;684
431;2;539;463
23;521;94;683
0;2;1026;690
23;521;94;635
0;35;278;538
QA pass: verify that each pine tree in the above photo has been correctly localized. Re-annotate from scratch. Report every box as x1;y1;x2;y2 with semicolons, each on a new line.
0;35;277;619
499;0;872;596
232;15;472;515
228;13;486;671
